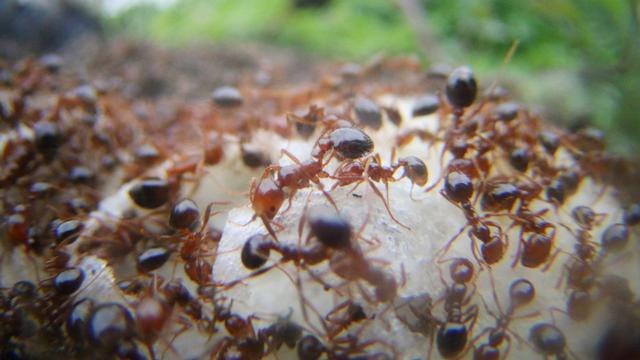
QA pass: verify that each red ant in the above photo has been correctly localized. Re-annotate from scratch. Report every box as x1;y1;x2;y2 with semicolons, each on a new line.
330;152;426;229
473;277;539;360
438;171;506;267
165;200;223;285
324;300;369;340
432;257;479;359
206;301;307;360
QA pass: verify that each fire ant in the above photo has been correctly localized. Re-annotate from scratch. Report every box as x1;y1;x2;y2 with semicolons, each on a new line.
473;277;539;360
324;300;369;339
265;148;339;213
166;200;222;285
438;171;506;266
206;302;307;360
331;152;426;228
296;332;395;360
432;257;479;359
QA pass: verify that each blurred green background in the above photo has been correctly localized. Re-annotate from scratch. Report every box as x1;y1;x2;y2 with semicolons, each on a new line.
107;0;639;154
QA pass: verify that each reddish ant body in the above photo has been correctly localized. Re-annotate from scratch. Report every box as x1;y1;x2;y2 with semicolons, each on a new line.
248;114;374;239
166;200;222;285
433;257;479;359
474;278;538;360
438;171;506;266
331;153;427;228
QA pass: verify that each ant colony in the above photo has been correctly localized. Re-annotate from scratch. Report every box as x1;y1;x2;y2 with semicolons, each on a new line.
1;54;639;360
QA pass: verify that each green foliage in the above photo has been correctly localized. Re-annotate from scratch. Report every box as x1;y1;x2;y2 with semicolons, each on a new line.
108;0;640;154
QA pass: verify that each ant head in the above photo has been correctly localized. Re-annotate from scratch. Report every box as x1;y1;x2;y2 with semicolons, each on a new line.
252;177;285;221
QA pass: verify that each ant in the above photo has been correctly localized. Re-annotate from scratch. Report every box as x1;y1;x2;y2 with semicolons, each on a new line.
555;205;607;293
239;206;399;303
265;148;339;213
331;152;426;228
438;171;506;266
432;256;479;359
296;332;396;360
246;113;373;240
473;277;539;360
206;302;306;360
324;300;369;339
528;323;574;360
166;199;223;285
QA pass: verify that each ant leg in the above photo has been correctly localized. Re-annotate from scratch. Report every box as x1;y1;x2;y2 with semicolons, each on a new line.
344;179;365;197
424;145;447;193
469;234;485;269
510;228;525;268
325;300;352;321
555;264;568;289
161;315;192;359
435;223;470;262
541;248;561;272
366;178;410;230
503;334;512;357
281;187;297;214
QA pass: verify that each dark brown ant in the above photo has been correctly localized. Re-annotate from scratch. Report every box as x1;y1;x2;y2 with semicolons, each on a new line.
529;323;573;359
555;205;606;293
206;306;270;360
473;278;539;360
433;257;479;359
485;202;556;269
438;171;506;266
